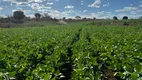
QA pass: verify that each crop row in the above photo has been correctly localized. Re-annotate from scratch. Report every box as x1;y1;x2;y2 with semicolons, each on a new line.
0;24;142;80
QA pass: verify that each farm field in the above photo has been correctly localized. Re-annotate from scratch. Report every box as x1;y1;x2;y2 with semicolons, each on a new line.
0;21;142;80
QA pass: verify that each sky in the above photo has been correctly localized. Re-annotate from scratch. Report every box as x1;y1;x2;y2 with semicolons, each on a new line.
0;0;142;19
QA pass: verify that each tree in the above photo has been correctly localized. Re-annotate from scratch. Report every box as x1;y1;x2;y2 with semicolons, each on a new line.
13;10;25;22
123;16;128;20
35;13;41;21
63;17;66;20
139;16;142;19
113;16;118;20
42;13;51;20
68;18;72;20
93;17;96;20
82;17;87;20
75;16;81;20
6;15;13;22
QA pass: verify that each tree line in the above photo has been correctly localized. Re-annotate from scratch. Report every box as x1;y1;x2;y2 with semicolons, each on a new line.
0;10;142;23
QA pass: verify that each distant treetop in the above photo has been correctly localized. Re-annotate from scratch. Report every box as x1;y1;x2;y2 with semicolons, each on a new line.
13;10;25;21
75;16;81;19
123;16;128;20
139;16;142;19
113;16;118;20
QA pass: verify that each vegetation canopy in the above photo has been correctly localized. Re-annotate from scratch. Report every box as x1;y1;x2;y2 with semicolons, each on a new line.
35;13;41;21
123;16;128;20
0;21;142;80
13;11;25;21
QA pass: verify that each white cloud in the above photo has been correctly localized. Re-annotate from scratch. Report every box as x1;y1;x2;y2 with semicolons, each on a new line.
46;2;53;5
49;10;60;18
44;10;72;18
26;14;35;18
91;11;112;19
11;3;17;6
98;11;111;15
12;2;30;6
116;13;141;19
30;3;52;10
17;2;29;5
22;10;31;14
88;0;101;8
91;13;99;17
34;9;82;19
115;7;138;12
83;10;87;12
28;0;43;3
81;0;83;5
139;4;142;7
3;0;44;3
0;7;3;10
3;0;45;9
103;2;110;7
12;9;31;14
37;6;52;12
130;11;137;14
3;0;15;2
130;4;133;6
65;5;74;9
65;10;75;14
137;10;142;12
55;0;59;2
31;3;40;10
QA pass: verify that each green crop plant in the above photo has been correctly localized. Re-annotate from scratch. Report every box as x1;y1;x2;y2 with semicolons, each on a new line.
0;22;142;80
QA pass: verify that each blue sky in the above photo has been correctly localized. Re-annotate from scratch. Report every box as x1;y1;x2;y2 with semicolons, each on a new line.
0;0;142;19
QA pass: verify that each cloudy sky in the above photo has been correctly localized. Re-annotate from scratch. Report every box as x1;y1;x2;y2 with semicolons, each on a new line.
0;0;142;19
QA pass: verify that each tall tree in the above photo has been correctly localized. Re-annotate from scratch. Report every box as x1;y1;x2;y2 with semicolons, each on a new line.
75;16;81;20
139;16;142;19
42;13;51;20
82;17;87;20
35;13;41;21
113;16;118;20
123;16;128;20
63;17;66;20
13;10;25;22
93;17;96;20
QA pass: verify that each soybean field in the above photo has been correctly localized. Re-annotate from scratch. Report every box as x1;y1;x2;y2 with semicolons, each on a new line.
0;22;142;80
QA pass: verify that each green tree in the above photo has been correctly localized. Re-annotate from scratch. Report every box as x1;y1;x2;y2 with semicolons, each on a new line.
93;17;96;20
13;10;25;22
63;17;66;20
35;13;41;21
123;16;128;20
139;16;142;19
113;16;118;20
75;16;81;20
42;13;51;20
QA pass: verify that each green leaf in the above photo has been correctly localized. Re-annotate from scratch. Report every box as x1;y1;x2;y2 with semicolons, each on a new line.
0;73;3;80
134;66;142;72
9;71;16;77
131;72;138;80
44;74;50;80
38;54;42;59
